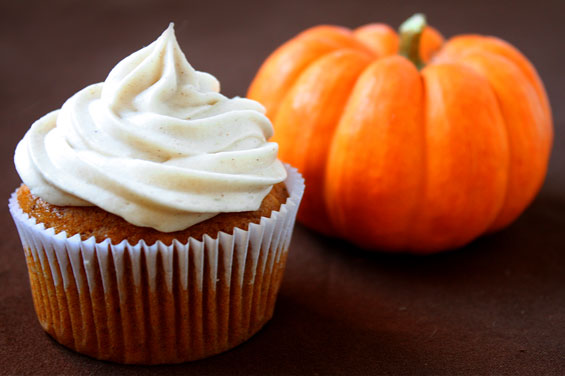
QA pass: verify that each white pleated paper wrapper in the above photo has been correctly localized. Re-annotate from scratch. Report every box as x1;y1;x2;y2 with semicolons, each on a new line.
9;165;304;364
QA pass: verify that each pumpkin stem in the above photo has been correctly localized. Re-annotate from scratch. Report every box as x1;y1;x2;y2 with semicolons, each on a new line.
399;13;426;69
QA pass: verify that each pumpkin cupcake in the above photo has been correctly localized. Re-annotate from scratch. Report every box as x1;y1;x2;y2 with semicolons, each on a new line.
9;24;304;364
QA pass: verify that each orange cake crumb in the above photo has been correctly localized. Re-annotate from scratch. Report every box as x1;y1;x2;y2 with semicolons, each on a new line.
17;183;289;245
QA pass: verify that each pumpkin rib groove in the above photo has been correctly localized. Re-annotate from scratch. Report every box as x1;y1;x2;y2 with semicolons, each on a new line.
478;75;513;234
405;72;429;252
413;65;455;250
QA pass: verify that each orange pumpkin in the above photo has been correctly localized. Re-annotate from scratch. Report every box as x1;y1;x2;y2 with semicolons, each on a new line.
248;14;553;253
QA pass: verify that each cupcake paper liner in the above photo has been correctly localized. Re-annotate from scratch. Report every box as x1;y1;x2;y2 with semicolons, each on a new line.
9;165;304;364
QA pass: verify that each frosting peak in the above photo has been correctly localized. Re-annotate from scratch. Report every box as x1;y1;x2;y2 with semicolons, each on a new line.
15;24;286;232
102;24;221;118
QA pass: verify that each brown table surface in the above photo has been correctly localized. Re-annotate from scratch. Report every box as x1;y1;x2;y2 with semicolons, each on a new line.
1;0;564;374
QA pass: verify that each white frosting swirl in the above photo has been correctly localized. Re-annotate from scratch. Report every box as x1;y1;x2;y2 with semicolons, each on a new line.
14;24;286;232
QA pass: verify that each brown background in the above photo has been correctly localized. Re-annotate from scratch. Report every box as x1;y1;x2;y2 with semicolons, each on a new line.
1;0;564;374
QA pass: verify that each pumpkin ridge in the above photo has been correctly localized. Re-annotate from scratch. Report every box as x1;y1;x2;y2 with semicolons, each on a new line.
323;58;377;239
325;56;425;249
458;58;514;233
274;49;372;234
448;51;550;232
353;23;398;58
305;28;373;55
412;62;509;250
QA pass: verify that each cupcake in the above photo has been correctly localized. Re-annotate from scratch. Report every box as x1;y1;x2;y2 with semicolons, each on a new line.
9;24;304;364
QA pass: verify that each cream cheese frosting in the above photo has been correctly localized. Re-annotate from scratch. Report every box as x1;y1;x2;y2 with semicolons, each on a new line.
14;23;287;232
